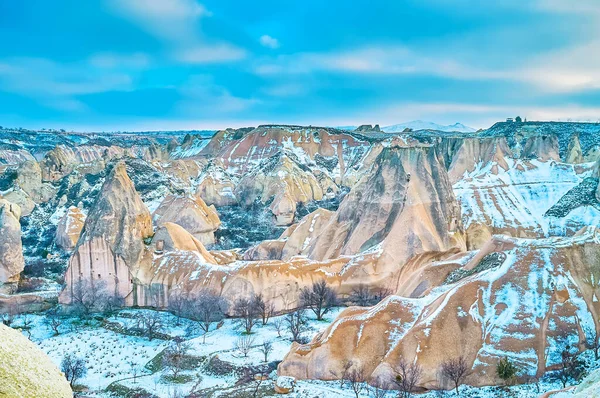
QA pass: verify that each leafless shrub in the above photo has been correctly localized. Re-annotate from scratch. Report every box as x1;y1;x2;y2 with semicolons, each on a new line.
300;280;337;320
440;356;469;396
394;358;422;398
235;335;256;357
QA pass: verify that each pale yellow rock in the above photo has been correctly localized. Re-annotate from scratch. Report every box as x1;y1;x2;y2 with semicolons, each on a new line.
0;199;24;284
153;195;221;246
55;207;86;251
0;323;72;398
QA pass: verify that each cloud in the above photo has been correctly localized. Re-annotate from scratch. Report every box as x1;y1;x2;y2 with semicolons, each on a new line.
175;74;259;115
259;35;280;49
88;52;150;69
175;44;246;64
107;0;246;64
0;57;133;111
107;0;209;42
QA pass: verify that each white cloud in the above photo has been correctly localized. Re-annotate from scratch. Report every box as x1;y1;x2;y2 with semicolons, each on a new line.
88;52;150;69
0;57;133;111
175;44;246;64
107;0;246;64
175;74;259;115
259;35;280;49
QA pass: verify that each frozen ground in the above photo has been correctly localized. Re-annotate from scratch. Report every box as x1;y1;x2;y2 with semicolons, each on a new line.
10;306;599;397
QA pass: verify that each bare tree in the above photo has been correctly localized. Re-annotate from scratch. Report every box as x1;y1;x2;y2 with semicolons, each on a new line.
61;353;87;387
370;376;391;398
44;307;63;336
440;356;469;396
343;363;367;398
300;280;337;320
101;292;125;318
163;337;190;379
394;358;423;398
259;340;273;362
136;311;164;341
285;309;308;342
129;360;141;383
349;284;373;306
254;294;275;325
588;329;600;361
330;359;353;389
235;335;256;358
273;317;284;337
233;296;260;334
168;289;188;326
70;279;109;318
188;290;227;343
552;345;585;388
19;314;34;339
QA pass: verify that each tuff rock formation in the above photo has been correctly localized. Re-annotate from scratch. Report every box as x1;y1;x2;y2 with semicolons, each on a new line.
0;199;24;287
195;160;238;207
55;206;86;251
278;228;600;390
0;323;72;398
60;162;153;304
152;195;221;246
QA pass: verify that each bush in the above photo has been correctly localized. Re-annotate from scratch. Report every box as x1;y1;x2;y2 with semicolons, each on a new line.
497;357;518;384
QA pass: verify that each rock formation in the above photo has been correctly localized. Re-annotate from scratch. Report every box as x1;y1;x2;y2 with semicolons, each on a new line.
152;195;221;246
306;145;464;271
60;162;153;304
446;137;512;184
278;228;600;390
520;135;561;161
0;323;72;398
0;199;24;287
55;206;86;251
567;134;584;164
195;160;238;207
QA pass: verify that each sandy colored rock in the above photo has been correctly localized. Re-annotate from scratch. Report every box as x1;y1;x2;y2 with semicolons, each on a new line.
0;199;24;285
153;195;221;246
270;190;297;226
447;137;512;183
60;162;152;304
278;228;600;390
567;134;584;164
0;323;72;398
280;208;335;260
521;135;560;162
55;206;86;251
195;160;238;207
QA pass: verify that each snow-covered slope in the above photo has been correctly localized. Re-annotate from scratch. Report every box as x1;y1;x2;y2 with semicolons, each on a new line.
383;120;476;133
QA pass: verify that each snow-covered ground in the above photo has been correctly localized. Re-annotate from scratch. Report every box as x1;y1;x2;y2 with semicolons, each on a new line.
14;307;345;397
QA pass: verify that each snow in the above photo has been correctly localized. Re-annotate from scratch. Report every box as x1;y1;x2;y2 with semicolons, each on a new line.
383;120;476;133
454;158;600;236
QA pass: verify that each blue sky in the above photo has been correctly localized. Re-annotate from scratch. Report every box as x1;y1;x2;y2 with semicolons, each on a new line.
1;0;599;131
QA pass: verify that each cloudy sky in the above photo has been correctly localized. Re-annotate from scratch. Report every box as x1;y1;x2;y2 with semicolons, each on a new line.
1;0;599;131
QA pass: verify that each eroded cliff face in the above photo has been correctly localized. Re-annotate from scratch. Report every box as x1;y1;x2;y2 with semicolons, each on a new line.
195;160;238;207
60;162;153;304
306;145;464;270
0;199;24;287
278;228;600;390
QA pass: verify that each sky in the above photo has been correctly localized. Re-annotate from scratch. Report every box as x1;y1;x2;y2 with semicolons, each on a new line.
1;0;600;131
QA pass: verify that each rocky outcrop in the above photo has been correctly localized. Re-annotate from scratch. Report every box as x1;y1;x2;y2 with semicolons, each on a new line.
454;156;598;240
306;145;464;271
446;137;512;184
55;207;86;251
60;162;153;304
278;228;600;390
0;323;72;398
152;195;221;246
195;161;238;207
40;145;126;181
0;199;24;286
520;135;561;161
567;134;584;164
212;125;371;183
235;151;338;225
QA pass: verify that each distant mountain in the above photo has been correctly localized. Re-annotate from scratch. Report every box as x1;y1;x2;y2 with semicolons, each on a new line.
382;120;476;133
